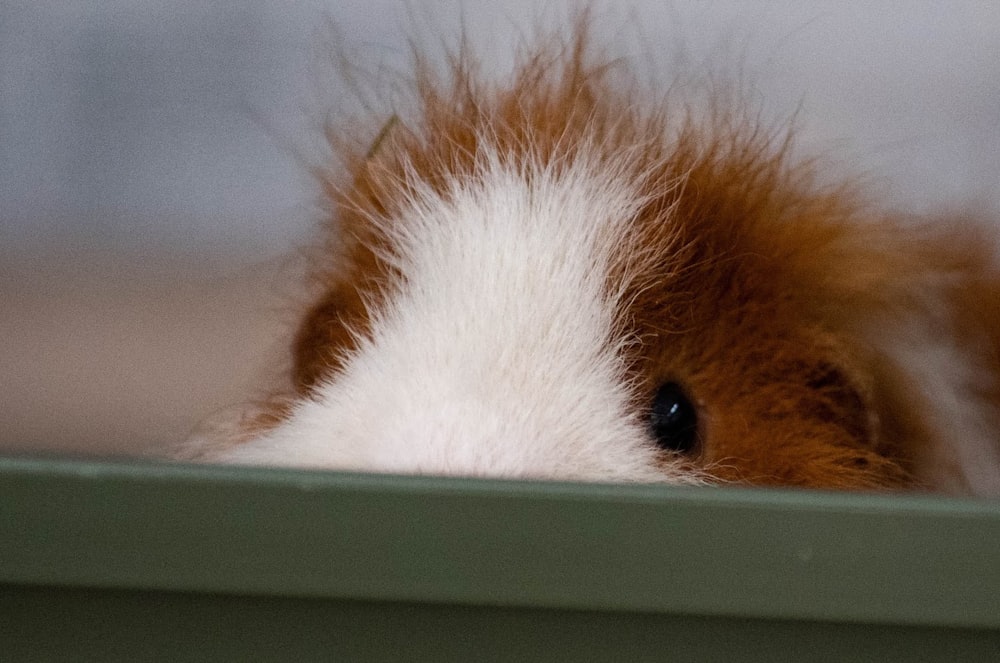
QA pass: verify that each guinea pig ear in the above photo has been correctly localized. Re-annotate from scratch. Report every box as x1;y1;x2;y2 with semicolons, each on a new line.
858;219;1000;496
177;395;295;461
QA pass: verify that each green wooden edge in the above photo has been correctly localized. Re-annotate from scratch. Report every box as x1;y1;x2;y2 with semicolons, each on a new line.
2;455;999;631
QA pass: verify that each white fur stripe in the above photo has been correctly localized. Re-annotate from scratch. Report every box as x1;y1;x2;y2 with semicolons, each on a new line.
221;153;703;484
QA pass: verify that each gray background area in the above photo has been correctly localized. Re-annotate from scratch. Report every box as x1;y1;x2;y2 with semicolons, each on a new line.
2;1;999;456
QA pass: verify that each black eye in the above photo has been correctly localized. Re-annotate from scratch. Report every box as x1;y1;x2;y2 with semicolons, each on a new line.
649;382;699;454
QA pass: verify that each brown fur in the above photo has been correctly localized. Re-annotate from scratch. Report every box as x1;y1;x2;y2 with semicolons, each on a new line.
207;20;1000;493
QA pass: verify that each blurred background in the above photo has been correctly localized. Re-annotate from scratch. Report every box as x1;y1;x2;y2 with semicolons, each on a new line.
2;1;998;458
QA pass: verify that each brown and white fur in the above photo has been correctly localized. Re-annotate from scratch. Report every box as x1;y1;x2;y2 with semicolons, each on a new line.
183;22;1000;496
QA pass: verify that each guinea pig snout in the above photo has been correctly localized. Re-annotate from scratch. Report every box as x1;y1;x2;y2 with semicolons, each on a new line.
303;346;675;482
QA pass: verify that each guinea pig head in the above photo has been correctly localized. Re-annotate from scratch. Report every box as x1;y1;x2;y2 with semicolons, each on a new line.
184;29;1000;494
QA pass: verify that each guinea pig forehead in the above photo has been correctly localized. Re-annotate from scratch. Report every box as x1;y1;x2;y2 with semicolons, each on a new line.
612;222;871;393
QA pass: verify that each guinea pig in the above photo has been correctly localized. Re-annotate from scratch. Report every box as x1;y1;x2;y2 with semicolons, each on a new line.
182;22;1000;496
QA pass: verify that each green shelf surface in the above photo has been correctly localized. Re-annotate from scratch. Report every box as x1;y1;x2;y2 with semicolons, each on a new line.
2;456;999;661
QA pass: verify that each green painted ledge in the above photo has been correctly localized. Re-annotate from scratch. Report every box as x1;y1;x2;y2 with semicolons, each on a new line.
2;456;998;661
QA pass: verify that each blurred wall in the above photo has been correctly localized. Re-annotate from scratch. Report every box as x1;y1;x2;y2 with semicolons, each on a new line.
2;1;998;456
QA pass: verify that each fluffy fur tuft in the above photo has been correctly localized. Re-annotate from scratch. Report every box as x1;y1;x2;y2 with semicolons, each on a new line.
183;20;1000;495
